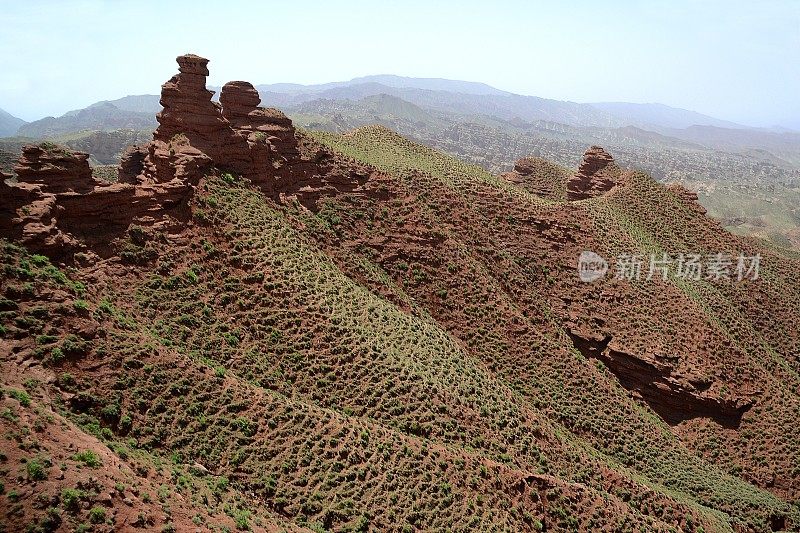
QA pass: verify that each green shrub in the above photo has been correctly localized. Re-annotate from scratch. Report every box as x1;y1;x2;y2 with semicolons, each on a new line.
8;389;31;407
73;450;101;468
185;268;199;284
61;488;83;512
25;458;47;480
88;506;106;523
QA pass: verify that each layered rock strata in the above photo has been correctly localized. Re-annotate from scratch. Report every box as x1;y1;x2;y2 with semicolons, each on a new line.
566;146;620;200
0;54;366;259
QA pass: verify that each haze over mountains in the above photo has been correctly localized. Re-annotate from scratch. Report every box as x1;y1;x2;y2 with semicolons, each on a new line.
0;107;26;137
4;75;799;252
6;74;792;134
6;75;798;165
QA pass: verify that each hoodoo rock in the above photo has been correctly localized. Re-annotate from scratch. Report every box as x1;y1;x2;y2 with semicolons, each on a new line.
0;53;370;259
219;81;261;118
155;54;229;147
220;81;299;161
150;55;302;185
566;146;620;201
153;55;252;180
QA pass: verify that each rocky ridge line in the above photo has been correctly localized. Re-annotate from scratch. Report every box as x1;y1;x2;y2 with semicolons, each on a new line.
0;54;355;260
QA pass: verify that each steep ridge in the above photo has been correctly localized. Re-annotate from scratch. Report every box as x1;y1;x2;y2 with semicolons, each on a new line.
307;127;800;524
1;55;798;532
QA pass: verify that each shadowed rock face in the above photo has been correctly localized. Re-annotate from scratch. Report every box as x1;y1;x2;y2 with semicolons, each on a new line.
567;146;620;201
566;329;753;428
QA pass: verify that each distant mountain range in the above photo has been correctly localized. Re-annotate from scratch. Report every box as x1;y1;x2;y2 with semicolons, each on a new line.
589;101;744;130
15;100;155;137
5;74;783;137
258;74;508;96
4;75;799;174
2;73;798;252
0;108;26;137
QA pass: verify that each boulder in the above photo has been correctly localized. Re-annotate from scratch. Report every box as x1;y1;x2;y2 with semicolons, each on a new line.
220;81;261;119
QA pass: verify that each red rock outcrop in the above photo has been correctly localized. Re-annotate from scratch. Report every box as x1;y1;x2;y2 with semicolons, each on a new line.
0;54;372;259
566;328;753;427
148;56;300;187
220;81;299;161
154;55;229;149
219;81;261;119
152;55;252;182
118;145;147;184
0;143;139;253
14;144;94;193
566;146;620;201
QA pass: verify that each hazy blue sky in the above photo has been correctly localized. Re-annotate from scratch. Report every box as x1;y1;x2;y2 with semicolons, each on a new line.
1;0;798;128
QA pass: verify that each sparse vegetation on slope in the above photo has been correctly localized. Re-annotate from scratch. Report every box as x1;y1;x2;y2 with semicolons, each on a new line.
2;117;798;532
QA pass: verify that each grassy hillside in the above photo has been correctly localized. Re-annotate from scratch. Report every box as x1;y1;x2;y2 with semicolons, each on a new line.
289;101;800;251
1;127;798;531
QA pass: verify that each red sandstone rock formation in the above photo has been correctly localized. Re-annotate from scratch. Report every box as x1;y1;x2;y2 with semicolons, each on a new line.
155;55;229;149
118;145;147;184
14;144;94;193
566;146;620;201
151;55;251;183
220;81;299;161
149;56;299;186
0;54;372;259
566;327;753;426
0;143;136;253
